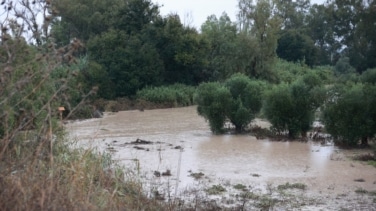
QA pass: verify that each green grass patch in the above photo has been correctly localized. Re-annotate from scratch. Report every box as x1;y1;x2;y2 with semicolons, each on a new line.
233;184;247;191
189;172;205;180
277;182;307;191
136;84;196;107
355;188;368;194
368;160;376;167
206;185;227;195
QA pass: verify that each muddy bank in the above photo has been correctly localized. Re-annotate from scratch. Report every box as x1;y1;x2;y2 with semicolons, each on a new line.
67;106;376;210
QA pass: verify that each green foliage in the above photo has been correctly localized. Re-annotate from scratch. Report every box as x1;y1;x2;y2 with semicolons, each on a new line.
360;68;376;85
136;84;196;106
225;74;266;131
277;30;319;67
272;59;333;84
196;74;266;133
195;82;232;134
206;185;226;195
322;83;376;146
263;77;324;138
277;182;307;191
78;61;115;99
88;30;164;97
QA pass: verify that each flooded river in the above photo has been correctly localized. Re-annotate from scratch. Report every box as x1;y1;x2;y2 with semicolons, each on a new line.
67;106;376;209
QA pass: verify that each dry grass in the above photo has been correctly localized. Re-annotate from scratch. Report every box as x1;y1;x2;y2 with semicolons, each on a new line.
0;134;165;210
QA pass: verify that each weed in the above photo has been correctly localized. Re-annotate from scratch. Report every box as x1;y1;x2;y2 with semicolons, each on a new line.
277;182;307;191
233;184;247;191
355;188;368;194
206;185;227;195
189;172;205;180
367;160;376;167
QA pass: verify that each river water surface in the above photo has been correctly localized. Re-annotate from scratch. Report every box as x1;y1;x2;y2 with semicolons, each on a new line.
67;106;376;209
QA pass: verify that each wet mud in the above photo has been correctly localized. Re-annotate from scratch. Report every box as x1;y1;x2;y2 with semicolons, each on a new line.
67;106;376;210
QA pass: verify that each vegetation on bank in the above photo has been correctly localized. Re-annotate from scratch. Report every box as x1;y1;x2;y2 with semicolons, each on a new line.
1;0;376;210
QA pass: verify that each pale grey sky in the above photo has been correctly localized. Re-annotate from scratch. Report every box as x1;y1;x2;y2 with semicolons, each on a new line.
153;0;326;29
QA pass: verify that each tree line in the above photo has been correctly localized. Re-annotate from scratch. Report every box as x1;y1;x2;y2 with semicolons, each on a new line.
50;0;376;99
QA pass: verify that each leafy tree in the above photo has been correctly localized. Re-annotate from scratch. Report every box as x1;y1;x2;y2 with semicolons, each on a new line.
196;74;265;133
155;15;209;85
195;82;232;134
360;68;376;85
263;75;324;138
225;74;265;132
326;0;376;72
87;30;164;97
52;0;125;44
322;83;376;146
201;13;239;81
115;0;160;33
334;57;356;75
306;4;337;65
273;0;310;30
276;30;319;67
77;60;115;99
238;0;281;81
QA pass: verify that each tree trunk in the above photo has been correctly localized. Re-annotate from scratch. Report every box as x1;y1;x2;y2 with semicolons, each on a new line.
361;136;368;147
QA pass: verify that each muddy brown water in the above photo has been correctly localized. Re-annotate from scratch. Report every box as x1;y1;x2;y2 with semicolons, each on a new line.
67;106;376;208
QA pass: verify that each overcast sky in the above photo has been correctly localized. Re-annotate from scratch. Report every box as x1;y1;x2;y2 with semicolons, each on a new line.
153;0;326;29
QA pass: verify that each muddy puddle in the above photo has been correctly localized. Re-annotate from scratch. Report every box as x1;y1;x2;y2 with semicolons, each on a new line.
67;106;376;210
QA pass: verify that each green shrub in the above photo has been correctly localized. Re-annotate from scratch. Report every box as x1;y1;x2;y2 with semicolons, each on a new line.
360;68;376;85
225;74;266;132
195;74;266;133
272;59;333;84
263;78;324;138
136;84;196;107
194;82;232;134
322;83;376;146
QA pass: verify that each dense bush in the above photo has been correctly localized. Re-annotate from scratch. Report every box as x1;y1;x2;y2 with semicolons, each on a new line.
322;83;376;146
360;68;376;85
272;59;333;84
194;82;232;133
263;75;325;138
136;84;196;107
195;74;266;133
225;74;266;132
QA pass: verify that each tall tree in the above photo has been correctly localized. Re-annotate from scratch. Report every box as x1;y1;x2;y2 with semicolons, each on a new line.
201;13;239;81
276;30;319;66
246;0;281;80
52;0;124;45
326;0;376;72
306;3;337;65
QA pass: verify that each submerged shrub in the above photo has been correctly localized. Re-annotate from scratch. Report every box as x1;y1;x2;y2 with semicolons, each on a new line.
195;82;232;134
322;83;376;146
195;74;266;133
263;76;324;138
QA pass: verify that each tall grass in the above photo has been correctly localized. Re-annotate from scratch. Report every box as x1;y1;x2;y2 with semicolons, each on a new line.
136;84;196;107
0;135;165;210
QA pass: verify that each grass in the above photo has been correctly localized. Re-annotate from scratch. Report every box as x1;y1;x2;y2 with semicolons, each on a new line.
355;188;376;197
189;171;205;180
136;84;196;107
233;184;247;191
206;185;227;195
277;182;307;191
0;135;165;210
368;160;376;167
